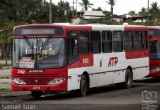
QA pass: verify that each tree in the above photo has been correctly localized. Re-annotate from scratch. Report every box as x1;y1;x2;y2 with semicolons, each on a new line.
57;0;72;22
0;0;12;27
79;0;93;11
106;0;116;16
149;2;160;24
93;7;103;11
128;10;136;15
139;7;147;16
149;2;160;14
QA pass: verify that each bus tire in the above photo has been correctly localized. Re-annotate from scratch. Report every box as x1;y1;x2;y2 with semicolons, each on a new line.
125;68;133;88
116;69;133;89
31;91;42;99
79;74;88;96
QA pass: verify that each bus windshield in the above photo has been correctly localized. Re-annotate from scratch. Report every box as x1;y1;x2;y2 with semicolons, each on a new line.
12;38;65;69
150;40;160;60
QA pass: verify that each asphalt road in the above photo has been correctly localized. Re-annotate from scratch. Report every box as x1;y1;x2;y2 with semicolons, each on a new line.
0;77;160;110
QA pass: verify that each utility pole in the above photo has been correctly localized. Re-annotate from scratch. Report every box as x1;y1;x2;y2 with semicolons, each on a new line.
75;0;78;16
5;30;8;66
49;0;52;23
72;0;78;17
72;0;75;17
147;0;150;26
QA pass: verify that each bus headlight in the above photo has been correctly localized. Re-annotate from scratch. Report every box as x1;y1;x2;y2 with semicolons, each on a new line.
48;78;65;85
12;78;26;85
150;67;160;73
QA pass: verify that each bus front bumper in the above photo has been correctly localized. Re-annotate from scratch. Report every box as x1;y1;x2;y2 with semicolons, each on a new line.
12;82;67;92
149;71;160;77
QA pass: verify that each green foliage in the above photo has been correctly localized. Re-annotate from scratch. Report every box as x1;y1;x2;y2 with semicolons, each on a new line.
106;0;116;15
149;2;160;14
93;7;103;11
0;0;72;45
139;7;148;16
79;0;93;11
0;0;72;26
0;21;25;44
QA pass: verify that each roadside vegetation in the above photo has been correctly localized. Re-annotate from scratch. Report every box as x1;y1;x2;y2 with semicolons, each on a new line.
0;0;160;69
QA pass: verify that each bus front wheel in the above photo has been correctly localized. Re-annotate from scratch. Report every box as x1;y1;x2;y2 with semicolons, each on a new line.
31;91;42;99
79;74;88;96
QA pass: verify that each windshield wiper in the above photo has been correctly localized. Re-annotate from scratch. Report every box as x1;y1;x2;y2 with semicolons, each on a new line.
23;36;34;49
41;36;52;50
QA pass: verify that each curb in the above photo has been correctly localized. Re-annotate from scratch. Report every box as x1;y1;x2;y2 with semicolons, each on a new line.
0;76;11;79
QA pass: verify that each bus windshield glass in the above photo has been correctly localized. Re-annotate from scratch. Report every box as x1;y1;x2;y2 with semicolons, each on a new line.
150;40;160;60
12;38;65;69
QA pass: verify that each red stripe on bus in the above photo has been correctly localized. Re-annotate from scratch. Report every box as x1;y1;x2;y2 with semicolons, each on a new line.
126;50;149;59
149;37;160;41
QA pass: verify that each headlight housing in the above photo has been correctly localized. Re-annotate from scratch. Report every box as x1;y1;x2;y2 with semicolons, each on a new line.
12;78;26;85
48;78;65;85
150;67;160;73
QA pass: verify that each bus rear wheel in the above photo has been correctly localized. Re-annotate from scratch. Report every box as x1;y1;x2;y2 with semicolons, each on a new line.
116;69;133;89
124;69;133;89
31;91;42;99
79;74;88;96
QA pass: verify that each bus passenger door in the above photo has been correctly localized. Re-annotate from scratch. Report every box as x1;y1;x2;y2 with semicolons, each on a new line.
67;31;79;65
67;31;80;90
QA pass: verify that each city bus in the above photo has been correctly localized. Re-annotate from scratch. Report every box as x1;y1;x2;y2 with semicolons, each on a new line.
12;24;149;98
148;26;160;76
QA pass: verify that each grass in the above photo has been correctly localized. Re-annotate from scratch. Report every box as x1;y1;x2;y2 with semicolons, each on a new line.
0;60;11;65
0;88;12;95
0;82;11;95
0;59;11;69
0;88;30;96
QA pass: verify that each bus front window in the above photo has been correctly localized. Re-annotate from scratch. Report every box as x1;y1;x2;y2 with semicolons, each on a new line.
150;40;160;59
12;38;65;69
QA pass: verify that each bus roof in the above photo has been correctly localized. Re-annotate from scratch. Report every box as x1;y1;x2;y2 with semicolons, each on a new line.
148;26;160;30
14;23;148;31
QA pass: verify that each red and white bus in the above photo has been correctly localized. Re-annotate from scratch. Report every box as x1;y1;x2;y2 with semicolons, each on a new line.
12;24;149;98
148;26;160;76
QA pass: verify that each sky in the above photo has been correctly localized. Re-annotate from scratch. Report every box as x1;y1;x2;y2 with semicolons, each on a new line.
47;0;160;15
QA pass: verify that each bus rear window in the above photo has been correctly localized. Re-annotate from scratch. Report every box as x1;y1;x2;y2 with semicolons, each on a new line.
14;26;64;36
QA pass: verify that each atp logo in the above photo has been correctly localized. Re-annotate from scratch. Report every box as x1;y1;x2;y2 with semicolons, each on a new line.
108;57;118;67
100;59;102;67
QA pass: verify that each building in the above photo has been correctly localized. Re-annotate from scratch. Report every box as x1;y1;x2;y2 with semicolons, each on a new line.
72;11;106;24
124;14;147;23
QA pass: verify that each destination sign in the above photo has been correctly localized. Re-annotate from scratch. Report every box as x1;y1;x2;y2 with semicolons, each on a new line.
14;26;64;36
21;29;55;35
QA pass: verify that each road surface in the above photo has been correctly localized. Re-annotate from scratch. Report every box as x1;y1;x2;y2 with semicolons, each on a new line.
0;77;160;110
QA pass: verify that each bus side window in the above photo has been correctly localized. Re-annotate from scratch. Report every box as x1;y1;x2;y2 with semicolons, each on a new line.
113;31;123;52
102;31;112;53
142;31;148;50
124;31;133;51
90;31;101;54
133;31;142;50
79;31;90;54
67;31;79;64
